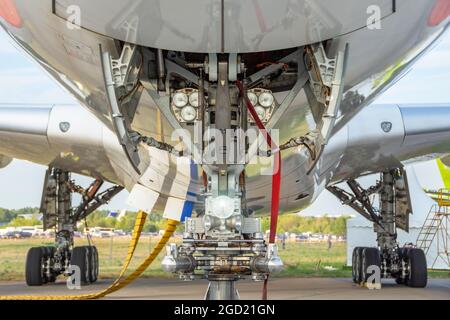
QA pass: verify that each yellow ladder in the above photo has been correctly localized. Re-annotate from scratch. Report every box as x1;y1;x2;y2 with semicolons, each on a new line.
418;189;450;268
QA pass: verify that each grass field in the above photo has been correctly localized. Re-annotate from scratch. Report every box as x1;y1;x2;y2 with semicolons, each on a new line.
0;238;448;281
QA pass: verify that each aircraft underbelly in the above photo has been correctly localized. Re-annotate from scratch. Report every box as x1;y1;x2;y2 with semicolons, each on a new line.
0;0;446;214
53;0;394;53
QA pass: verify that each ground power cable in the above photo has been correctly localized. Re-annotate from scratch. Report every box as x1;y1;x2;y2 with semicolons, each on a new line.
0;211;179;300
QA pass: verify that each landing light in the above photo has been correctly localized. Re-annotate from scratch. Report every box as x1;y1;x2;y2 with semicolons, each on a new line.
247;92;258;106
173;92;188;108
211;196;235;219
180;105;197;122
188;92;199;108
255;106;266;120
259;92;274;108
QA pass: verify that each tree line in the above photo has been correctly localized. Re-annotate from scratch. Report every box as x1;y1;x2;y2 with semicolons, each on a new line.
261;214;349;236
0;208;350;235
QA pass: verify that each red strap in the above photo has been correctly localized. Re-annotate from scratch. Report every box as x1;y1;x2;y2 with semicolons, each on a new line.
237;81;282;300
262;279;268;300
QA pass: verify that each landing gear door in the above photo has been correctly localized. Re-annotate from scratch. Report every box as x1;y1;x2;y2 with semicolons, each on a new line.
40;169;57;231
395;168;412;232
224;0;396;52
53;0;222;53
53;0;394;53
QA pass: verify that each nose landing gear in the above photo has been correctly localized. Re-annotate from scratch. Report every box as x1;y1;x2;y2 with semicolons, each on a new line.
161;56;284;300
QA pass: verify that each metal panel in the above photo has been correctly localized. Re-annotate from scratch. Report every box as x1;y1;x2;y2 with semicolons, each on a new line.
401;105;450;137
224;0;394;52
54;0;393;53
54;0;222;53
0;106;51;135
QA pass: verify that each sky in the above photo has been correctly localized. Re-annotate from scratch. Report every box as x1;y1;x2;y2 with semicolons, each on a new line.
0;28;449;215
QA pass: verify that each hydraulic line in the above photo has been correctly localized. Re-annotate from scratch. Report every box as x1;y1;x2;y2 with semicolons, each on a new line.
237;80;282;300
0;211;179;300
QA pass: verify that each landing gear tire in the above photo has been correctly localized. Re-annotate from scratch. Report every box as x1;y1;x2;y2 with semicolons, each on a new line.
395;277;404;285
71;246;90;285
25;247;45;286
352;247;363;284
361;247;381;284
87;246;99;283
395;277;405;285
406;248;427;288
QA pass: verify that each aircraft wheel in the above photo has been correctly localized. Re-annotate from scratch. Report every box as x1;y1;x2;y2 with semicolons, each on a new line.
71;246;91;285
25;247;45;286
352;247;364;283
87;246;99;283
406;248;427;288
361;247;381;283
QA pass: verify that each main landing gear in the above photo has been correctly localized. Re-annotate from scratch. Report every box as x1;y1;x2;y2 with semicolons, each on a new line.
328;168;427;288
25;168;122;286
26;246;99;286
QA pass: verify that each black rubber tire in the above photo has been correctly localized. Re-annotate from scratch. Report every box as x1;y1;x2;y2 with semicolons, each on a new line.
361;247;381;283
406;248;427;288
87;246;99;283
25;247;45;286
71;246;91;285
352;247;363;283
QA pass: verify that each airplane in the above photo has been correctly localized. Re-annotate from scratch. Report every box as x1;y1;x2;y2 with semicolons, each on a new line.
0;0;449;299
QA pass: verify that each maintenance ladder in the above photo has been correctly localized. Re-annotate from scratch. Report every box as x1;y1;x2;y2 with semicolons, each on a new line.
417;189;450;268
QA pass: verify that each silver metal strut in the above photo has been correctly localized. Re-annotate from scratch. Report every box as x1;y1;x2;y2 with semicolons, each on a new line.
161;54;284;300
204;276;240;300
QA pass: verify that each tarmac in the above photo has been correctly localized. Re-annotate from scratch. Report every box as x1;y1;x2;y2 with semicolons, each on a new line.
0;277;448;300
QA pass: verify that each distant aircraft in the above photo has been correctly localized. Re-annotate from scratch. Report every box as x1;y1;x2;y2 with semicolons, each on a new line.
0;0;449;299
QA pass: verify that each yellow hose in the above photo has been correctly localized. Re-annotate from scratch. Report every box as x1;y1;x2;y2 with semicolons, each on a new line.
0;211;179;300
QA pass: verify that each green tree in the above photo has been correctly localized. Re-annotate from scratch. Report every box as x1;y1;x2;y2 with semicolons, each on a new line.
260;214;350;235
0;209;16;223
9;217;41;227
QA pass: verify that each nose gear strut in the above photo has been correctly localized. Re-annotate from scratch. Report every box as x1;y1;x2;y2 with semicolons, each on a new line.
160;66;284;300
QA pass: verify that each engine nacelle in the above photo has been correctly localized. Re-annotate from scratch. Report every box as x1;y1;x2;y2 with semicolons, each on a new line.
0;154;12;169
